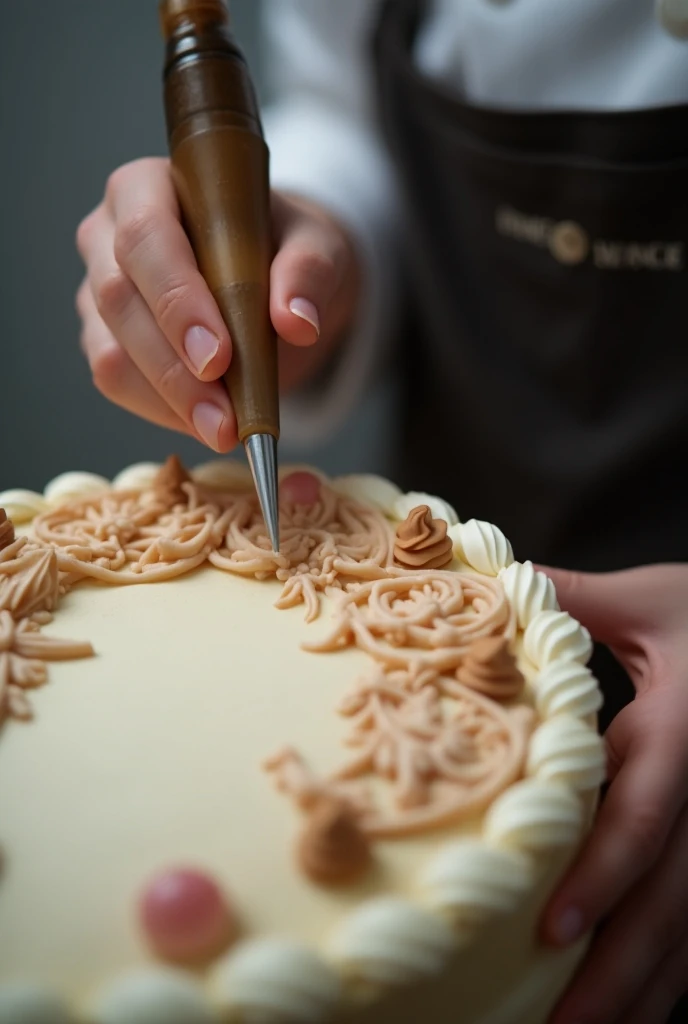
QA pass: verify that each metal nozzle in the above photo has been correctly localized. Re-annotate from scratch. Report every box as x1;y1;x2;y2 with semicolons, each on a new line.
245;433;279;552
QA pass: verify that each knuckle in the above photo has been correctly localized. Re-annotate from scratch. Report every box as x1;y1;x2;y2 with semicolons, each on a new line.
151;278;192;328
90;344;129;402
113;206;160;267
76;211;97;258
106;158;170;205
104;166;126;204
155;356;188;404
105;162;136;206
106;158;171;208
95;271;136;322
298;250;337;287
75;280;89;318
138;155;170;177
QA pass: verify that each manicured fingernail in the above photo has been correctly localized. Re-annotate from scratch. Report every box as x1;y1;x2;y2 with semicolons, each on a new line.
554;906;584;945
289;297;320;338
184;326;220;375
192;402;225;450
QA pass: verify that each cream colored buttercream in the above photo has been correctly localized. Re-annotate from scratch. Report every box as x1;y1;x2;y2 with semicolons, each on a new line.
190;460;253;492
0;490;48;523
92;969;215;1024
111;463;163;493
332;475;403;517
449;521;514;576
328;897;457;984
498;561;558;630
213;939;342;1021
0;984;74;1024
419;840;534;924
43;472;111;507
523;610;593;668
533;661;603;719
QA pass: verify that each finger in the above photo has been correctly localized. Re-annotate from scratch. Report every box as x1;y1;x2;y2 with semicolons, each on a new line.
76;206;101;264
84;215;237;452
535;564;680;646
78;284;192;436
107;158;232;381
543;710;688;947
549;804;688;1024
270;194;349;347
623;934;688;1024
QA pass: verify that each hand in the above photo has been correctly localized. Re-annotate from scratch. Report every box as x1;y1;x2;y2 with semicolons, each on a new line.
76;158;359;451
537;563;688;1024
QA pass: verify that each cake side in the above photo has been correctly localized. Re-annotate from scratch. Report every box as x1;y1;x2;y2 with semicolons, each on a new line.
0;460;605;1024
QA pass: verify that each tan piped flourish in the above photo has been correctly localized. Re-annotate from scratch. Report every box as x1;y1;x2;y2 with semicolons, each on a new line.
298;797;371;886
153;454;191;506
393;505;453;570
0;539;60;621
457;637;525;702
0;609;93;726
0;509;14;551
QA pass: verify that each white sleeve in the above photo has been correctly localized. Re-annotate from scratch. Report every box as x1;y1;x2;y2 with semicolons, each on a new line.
260;0;400;446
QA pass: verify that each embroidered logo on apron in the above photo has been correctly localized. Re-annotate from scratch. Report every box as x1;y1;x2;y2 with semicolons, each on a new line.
495;205;684;270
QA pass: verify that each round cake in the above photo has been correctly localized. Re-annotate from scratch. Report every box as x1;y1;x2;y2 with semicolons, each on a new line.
0;457;605;1024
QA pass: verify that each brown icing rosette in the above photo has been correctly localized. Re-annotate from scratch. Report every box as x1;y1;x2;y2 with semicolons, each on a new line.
0;509;14;552
153;455;191;506
393;505;453;570
298;797;371;886
457;636;525;702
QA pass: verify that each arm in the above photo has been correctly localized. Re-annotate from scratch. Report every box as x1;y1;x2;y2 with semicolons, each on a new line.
263;0;401;442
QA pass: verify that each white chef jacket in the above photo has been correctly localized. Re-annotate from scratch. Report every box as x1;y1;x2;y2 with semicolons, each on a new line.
262;0;688;443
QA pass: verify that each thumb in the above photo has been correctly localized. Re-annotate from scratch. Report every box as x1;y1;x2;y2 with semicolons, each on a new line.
269;195;350;349
535;565;645;646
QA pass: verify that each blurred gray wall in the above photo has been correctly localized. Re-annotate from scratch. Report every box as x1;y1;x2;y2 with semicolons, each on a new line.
0;0;392;491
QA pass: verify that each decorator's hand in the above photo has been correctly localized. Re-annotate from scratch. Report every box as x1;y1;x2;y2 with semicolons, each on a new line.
76;157;359;451
538;563;688;1024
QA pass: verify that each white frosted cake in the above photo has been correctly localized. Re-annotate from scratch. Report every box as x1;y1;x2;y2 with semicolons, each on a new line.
0;457;605;1024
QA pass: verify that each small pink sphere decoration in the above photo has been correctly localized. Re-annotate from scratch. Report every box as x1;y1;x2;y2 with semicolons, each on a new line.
139;868;237;966
281;471;321;506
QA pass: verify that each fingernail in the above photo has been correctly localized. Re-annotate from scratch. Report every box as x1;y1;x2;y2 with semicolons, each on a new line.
289;297;320;338
184;326;220;375
553;906;584;945
192;402;225;450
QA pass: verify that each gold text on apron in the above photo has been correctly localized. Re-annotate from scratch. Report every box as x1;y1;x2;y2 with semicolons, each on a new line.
495;205;684;271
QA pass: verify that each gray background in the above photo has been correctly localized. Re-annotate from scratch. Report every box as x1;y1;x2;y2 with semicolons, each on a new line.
0;0;391;491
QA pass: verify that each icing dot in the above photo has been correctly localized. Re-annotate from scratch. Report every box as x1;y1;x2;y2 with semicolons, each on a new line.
280;472;321;506
139;869;237;966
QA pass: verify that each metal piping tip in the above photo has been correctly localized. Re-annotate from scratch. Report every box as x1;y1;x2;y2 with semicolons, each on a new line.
244;432;279;552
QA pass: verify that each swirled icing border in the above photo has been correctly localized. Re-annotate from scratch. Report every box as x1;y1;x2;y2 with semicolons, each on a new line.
0;463;606;1024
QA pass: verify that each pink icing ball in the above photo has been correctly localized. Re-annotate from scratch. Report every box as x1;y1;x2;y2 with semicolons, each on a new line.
280;471;321;506
139;868;237;965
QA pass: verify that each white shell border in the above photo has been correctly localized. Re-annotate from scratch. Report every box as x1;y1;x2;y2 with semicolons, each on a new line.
0;463;606;1024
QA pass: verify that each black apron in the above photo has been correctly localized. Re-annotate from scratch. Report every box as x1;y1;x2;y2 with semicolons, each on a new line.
372;3;688;1018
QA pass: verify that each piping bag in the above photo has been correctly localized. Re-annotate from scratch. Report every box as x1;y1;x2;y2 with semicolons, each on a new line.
159;0;280;551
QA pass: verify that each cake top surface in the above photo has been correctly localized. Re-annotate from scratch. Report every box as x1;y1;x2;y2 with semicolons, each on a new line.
0;459;605;1024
